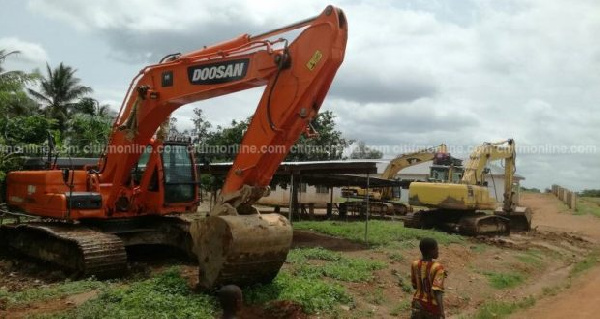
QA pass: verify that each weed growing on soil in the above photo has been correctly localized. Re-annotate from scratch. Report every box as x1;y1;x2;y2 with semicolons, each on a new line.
367;288;386;305
473;296;536;319
60;268;216;318
289;247;386;282
516;249;544;266
287;247;342;263
571;249;600;276
575;197;600;218
470;244;487;253
387;251;404;262
389;300;411;316
541;283;568;297
293;221;465;246
298;258;386;282
245;272;351;314
483;272;524;289
391;269;413;293
0;278;106;308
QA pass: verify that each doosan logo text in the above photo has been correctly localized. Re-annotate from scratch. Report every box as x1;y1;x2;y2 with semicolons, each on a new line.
188;59;249;85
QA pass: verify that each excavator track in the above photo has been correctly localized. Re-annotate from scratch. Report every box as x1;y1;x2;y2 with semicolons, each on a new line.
403;209;512;236
403;211;426;229
0;222;127;278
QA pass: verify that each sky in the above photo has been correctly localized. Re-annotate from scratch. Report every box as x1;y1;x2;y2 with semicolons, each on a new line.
1;0;599;191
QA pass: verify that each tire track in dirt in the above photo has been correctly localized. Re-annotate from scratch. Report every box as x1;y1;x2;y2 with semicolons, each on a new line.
511;193;600;319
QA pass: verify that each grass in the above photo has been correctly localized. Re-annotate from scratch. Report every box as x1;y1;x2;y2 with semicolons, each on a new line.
541;283;569;297
389;300;411;316
470;244;487;254
571;249;600;276
287;246;342;262
473;296;536;319
516;249;544;266
245;247;385;314
293;220;465;246
245;272;351;314
483;271;525;289
387;251;404;262
0;278;107;308
288;247;386;282
366;288;386;305
57;268;216;319
3;249;365;317
575;197;600;218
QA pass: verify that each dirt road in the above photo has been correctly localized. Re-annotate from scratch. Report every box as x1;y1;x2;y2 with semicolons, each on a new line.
512;193;600;319
525;193;600;242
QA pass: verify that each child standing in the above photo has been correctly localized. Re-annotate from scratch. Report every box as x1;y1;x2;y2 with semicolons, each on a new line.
411;238;446;319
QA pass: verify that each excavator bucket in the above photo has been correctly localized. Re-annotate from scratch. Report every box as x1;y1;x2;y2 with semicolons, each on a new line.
494;206;532;232
190;214;292;289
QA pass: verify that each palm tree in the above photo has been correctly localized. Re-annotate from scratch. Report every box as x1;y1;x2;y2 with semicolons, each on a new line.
73;97;113;117
0;49;40;116
28;62;92;137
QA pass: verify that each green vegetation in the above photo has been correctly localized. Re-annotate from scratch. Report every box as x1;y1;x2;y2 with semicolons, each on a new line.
61;268;216;319
580;189;600;197
575;197;600;218
245;247;384;314
296;257;386;282
287;246;342;262
245;272;351;314
293;220;465;246
483;271;525;289
350;140;383;159
389;300;411;316
0;279;106;308
470;244;487;254
516;249;544;266
288;247;386;282
571;250;600;276
520;187;541;193
541;284;568;297
387;251;404;262
473;296;536;319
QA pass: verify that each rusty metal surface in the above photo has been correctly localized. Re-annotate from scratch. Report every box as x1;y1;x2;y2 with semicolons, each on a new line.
458;214;510;236
494;206;532;232
190;213;293;289
0;222;127;278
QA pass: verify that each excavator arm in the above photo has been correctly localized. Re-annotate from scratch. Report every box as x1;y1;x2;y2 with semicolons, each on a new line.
100;6;347;215
379;144;448;200
460;139;515;186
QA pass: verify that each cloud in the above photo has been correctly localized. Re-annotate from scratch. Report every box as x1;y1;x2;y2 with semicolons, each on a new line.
22;0;600;190
0;37;48;64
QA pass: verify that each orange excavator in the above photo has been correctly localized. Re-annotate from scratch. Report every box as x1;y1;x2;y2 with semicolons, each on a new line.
0;6;347;289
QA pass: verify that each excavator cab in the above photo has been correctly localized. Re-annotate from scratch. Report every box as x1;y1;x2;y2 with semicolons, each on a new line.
127;140;199;214
161;143;196;204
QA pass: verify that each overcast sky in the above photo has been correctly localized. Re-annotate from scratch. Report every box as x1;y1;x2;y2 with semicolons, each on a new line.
1;0;599;191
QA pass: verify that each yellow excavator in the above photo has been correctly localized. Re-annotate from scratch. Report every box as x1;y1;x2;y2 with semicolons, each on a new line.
341;144;449;215
405;139;531;235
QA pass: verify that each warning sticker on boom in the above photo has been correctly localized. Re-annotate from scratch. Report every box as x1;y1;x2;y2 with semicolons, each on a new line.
306;50;323;71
